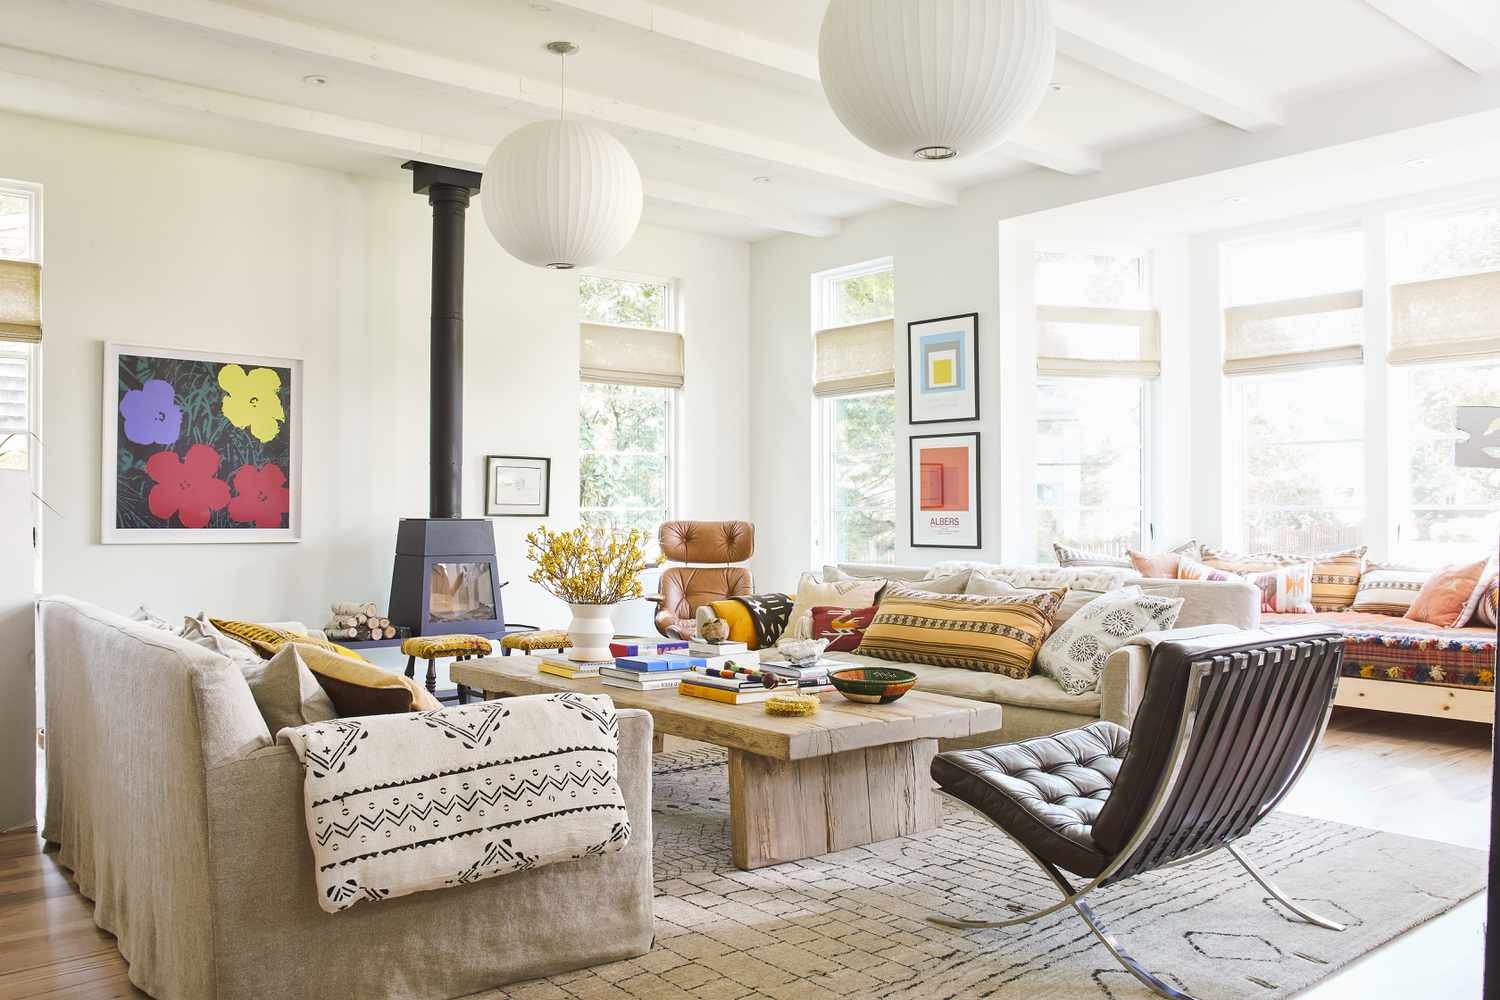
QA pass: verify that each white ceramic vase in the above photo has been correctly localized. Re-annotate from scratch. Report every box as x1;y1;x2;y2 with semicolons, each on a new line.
566;602;616;663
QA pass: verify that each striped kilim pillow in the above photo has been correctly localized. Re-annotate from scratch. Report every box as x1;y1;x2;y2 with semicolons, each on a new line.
1351;565;1430;616
1200;544;1366;612
1474;575;1498;627
854;583;1066;680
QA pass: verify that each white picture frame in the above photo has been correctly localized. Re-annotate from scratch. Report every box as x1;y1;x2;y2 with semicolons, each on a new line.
102;342;303;544
910;431;981;548
908;312;979;424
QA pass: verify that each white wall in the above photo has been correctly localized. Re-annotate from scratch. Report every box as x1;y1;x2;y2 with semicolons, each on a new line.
1;109;750;634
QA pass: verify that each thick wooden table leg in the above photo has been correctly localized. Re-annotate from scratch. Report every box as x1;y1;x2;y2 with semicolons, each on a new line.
728;738;941;870
652;733;666;753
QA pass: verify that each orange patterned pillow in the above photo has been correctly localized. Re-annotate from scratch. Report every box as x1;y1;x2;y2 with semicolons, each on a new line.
1409;559;1489;628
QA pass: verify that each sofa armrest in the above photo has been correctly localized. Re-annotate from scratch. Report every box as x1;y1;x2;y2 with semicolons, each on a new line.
201;709;655;999
1100;624;1246;728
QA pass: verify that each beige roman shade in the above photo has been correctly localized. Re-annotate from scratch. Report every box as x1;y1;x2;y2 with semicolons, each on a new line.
1222;290;1363;375
579;321;684;388
813;318;895;397
1036;305;1161;377
1388;269;1500;365
0;260;40;343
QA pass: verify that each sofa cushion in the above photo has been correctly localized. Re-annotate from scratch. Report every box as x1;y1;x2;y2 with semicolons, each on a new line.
854;583;1065;680
1052;542;1131;569
809;605;877;652
1473;573;1499;627
241;646;337;733
1352;564;1430;616
939;562;1138;593
830;651;1102;714
785;574;884;640
294;642;442;716
1037;588;1184;696
1199;544;1366;612
1138;580;1262;629
1408;558;1490;628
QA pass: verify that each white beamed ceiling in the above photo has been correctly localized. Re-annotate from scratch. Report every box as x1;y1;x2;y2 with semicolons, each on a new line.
0;0;1484;241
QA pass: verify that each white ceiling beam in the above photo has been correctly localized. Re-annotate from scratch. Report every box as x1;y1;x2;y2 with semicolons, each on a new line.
996;128;1100;175
641;180;840;238
1052;2;1282;131
0;44;843;238
1363;0;1500;74
78;0;957;208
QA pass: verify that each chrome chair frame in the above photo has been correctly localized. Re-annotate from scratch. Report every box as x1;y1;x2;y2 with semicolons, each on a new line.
928;636;1346;1000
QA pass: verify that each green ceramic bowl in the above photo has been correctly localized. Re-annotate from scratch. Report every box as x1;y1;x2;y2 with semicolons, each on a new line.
829;667;917;705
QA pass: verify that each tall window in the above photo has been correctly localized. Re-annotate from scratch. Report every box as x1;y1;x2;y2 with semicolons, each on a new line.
0;181;39;472
815;260;896;563
578;274;679;538
1222;227;1366;552
1033;248;1156;560
1388;200;1500;562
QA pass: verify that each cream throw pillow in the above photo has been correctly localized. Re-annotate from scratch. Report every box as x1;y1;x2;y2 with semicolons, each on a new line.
1037;587;1184;695
242;646;338;734
787;574;884;640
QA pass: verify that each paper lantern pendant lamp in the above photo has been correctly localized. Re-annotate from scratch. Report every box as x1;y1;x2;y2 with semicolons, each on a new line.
480;42;643;270
818;0;1056;161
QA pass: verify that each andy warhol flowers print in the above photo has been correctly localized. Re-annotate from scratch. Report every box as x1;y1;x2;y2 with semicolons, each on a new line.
109;346;297;537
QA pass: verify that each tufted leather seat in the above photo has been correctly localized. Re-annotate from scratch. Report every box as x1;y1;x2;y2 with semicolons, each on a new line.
931;721;1129;877
650;520;755;638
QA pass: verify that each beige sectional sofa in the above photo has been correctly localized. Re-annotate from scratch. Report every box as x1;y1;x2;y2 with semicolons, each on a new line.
38;596;656;1000
817;563;1262;745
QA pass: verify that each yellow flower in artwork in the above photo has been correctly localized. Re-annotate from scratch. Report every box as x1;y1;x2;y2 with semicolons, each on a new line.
218;364;286;443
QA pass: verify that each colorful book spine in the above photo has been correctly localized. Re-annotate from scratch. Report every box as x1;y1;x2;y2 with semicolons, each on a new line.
614;655;708;673
599;666;693;682
610;640;689;657
538;661;598;679
678;682;772;704
600;676;682;692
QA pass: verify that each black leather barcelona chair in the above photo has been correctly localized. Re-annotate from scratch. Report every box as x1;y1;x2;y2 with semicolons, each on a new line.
928;624;1346;1000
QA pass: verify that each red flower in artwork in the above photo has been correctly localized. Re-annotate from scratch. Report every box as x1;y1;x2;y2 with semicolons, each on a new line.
228;463;290;529
145;444;230;529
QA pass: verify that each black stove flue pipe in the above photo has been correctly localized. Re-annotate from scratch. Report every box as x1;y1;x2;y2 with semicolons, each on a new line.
402;160;482;519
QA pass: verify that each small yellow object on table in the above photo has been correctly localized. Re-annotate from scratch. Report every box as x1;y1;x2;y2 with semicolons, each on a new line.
400;634;494;698
764;692;821;717
500;629;572;655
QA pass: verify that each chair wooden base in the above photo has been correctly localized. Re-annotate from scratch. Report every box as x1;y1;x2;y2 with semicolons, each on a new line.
927;793;1344;1000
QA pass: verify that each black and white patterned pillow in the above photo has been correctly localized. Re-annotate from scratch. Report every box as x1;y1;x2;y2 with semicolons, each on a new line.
1036;588;1184;696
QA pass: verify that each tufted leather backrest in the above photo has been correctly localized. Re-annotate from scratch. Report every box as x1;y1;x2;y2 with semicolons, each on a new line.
1092;624;1344;881
657;566;753;625
659;521;754;564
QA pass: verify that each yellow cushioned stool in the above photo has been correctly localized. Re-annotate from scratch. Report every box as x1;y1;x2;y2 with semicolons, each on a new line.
400;634;494;697
500;629;571;656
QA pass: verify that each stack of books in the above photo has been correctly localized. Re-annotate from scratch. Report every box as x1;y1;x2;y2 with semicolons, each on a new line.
538;656;612;680
609;639;689;657
688;638;761;672
678;666;780;704
599;652;707;691
678;647;839;705
760;656;843;695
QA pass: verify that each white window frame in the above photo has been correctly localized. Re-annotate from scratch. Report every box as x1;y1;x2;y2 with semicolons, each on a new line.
811;257;894;564
0;180;40;476
576;269;681;536
0;179;41;264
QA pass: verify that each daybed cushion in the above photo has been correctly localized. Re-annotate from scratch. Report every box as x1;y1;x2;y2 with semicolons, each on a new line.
1264;611;1496;691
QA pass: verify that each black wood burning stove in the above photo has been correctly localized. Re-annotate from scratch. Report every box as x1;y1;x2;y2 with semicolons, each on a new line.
386;161;506;640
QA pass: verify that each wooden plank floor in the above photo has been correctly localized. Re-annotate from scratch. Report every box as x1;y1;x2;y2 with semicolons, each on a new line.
0;708;1490;999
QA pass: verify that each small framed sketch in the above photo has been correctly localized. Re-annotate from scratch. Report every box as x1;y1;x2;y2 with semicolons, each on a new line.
910;432;980;548
486;455;550;516
102;342;302;543
909;312;979;424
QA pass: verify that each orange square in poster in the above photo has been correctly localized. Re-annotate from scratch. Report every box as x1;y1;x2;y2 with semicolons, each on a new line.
918;447;969;511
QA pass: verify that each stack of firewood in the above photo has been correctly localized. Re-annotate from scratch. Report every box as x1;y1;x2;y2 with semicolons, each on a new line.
323;601;397;641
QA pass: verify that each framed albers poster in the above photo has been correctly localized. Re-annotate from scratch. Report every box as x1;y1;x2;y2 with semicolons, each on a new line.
908;312;978;424
910;432;980;548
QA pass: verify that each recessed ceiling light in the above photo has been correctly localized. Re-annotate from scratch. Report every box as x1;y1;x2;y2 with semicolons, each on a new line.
301;74;328;86
1403;157;1431;169
530;3;551;10
752;175;772;183
1223;195;1250;206
1048;82;1065;93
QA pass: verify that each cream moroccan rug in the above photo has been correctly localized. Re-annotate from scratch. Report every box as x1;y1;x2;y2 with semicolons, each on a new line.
479;748;1485;999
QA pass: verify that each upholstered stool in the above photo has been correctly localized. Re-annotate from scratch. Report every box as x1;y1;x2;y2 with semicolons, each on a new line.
500;629;571;656
401;634;494;695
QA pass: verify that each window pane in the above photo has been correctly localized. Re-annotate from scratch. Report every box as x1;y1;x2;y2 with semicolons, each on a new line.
1035;378;1144;560
828;269;894;326
1237;367;1365;553
1397;360;1500;563
0;347;26;471
579;274;671;329
579;382;671;537
827;391;896;562
1035;250;1147;308
1224;228;1363;306
1391;201;1500;283
0;190;30;261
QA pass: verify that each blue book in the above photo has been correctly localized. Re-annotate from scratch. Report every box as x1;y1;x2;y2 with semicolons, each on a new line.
614;654;708;673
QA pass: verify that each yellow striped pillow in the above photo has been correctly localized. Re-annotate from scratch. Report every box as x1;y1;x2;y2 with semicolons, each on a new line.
210;619;365;661
855;584;1066;680
1199;545;1366;612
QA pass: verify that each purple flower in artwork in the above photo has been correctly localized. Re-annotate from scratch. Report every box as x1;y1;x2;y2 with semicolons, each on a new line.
120;379;182;446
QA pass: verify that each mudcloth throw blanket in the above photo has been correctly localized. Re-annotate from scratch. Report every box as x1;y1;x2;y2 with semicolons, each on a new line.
280;692;631;913
730;593;794;647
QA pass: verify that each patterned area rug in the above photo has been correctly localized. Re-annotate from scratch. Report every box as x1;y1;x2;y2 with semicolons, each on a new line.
479;748;1485;999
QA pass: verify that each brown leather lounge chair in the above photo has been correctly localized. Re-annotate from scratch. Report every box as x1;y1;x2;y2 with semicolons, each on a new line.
928;624;1347;1000
647;520;754;638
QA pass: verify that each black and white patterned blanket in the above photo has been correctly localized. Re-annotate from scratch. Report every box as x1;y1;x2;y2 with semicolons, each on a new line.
280;692;630;912
729;593;794;647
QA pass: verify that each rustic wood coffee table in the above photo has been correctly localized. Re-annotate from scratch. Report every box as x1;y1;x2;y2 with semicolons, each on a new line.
450;655;1003;870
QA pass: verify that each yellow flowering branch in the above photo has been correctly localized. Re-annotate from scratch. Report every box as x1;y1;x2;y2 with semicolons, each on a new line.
525;525;660;605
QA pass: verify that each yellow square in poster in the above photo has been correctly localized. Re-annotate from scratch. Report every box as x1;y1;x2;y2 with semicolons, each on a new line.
929;356;955;387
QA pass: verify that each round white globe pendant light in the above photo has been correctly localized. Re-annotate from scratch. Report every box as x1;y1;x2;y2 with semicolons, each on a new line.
818;0;1056;161
481;41;643;269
